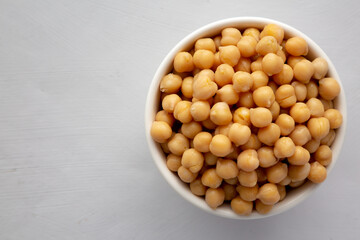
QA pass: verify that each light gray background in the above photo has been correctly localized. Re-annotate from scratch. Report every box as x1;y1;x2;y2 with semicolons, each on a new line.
0;0;359;239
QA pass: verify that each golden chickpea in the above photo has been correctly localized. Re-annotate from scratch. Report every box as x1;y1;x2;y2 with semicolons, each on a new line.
258;147;277;168
219;46;241;67
243;27;260;41
174;52;194;73
250;107;272;128
277;185;286;200
217;84;239;105
321;130;336;146
209;134;233;157
227;123;251;147
193;49;215;69
160;142;170;154
269;101;280;121
253;86;275;108
304;139;321;154
233;107;251;126
155;110;175;127
212;52;221;70
251;71;269;90
214;64;234;87
201;168;223;188
178;166;198;183
258;123;281;146
291;81;307;102
279;176;291;186
306;98;325;117
290;103;311;123
289;125;312;146
307;117;330;140
293;60;315;84
306;80;319;100
255;199;273;214
221;27;242;46
181;76;193;98
250;56;263;72
223;183;237;201
273;64;293;85
214;122;233;137
241;134;262;151
173;100;192;123
150;121;172;143
274;137;296;158
288;163;311;182
160;73;182;93
275;114;295;136
202;118;217;130
232;71;253;93
275;84;297;108
189;102;210;123
256;36;279;55
312;57;328;80
231;196;253;215
260;24;284;43
204;152;218;166
216;158;239;179
320;98;334;111
314;145;332;166
213;35;221;50
308;161;327;183
205;188;225;209
210;102;232;126
238;92;255;108
237;184;258;201
238;170;257;187
262;53;283;76
193;132;212;153
234;58;251;73
166;154;181;172
289;179;305;188
257;183;280;205
237;149;259;172
181;148;204;173
277;48;287;63
162;94;181;113
181;122;202;139
266;162;288;184
324;109;343;129
237;36;257;57
285;37;308;56
190;178;207;196
288;146;310;165
192;75;218;100
195;38;216;53
167;133;189;156
287;56;306;69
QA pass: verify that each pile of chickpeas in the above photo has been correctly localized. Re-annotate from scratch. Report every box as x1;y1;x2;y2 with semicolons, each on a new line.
150;24;343;215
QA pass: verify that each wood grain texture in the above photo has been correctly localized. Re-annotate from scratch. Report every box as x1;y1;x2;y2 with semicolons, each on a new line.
0;0;359;239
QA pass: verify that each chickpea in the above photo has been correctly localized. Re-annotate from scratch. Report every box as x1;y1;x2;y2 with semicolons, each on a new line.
217;84;239;105
167;133;189;156
289;179;305;188
233;107;250;126
237;149;259;172
237;184;258;201
174;52;194;73
173;100;192;123
181;148;204;173
210;102;232;126
306;80;319;100
162;94;181;113
181;122;201;139
160;73;182;93
320;98;334;111
307;117;330;140
291;81;307;102
238;170;257;187
289;125;311;146
253;86;275;108
288;163;311;182
160;142;170;154
237;36;257;57
234;58;251;73
275;84;297;108
155;110;175;127
279;176;291;186
204;153;217;166
265;162;287;183
150;121;172;143
321;130;336;146
294;60;315;83
324;109;343;129
251;71;269;90
290;103;311;123
214;122;233;136
223;183;237;201
258;146;277;168
195;38;216;53
212;52;221;70
257;183;280;205
227;123;251;146
193;49;215;69
250;107;272;128
269;101;280;121
214;64;234;87
209;134;233;157
221;27;242;46
304;139;321;153
285;37;308;56
255;199;273;214
250;56;263;72
277;185;286;200
180;76;193;98
238;92;255;108
288;146;310;165
193;132;212;153
308;161;327;183
213;35;221;50
166;154;182;172
274;137;296;158
260;24;284;43
219;46;240;67
231;196;253;215
190;101;210;122
312;57;328;80
258;123;281;146
232;71;253;92
306;98;325;117
202;118;217;130
256;168;267;183
190;178;207;196
201;168;223;188
192;75;218;100
205;188;225;209
241;135;261;152
216;158;239;179
243;27;260;41
287;56;306;69
273;64;293;85
268;81;278;93
314;145;332;166
256;36;279;55
178;166;198;183
262;53;283;76
275;114;295;136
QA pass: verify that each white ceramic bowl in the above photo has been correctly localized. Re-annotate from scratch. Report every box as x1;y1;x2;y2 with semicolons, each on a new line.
145;17;347;219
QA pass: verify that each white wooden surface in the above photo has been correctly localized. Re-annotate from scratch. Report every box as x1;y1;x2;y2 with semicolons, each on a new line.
0;0;359;239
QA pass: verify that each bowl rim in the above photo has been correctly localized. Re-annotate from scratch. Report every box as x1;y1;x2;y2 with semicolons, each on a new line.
145;16;347;219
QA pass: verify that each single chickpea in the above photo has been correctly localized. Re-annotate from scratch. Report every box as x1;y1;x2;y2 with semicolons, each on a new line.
262;53;284;76
240;134;262;151
258;123;281;146
255;199;273;214
166;154;182;172
160;142;170;154
193;132;212;153
307;117;330;140
234;58;251;73
155;110;175;127
321;130;336;146
304;138;321;153
306;80;319;100
181;122;202;139
289;124;312;146
324;109;343;129
192;75;218;100
260;24;284;43
190;178;207;196
275;84;297;108
221;27;242;46
250;107;272;128
202;118;217;130
273;64;293;85
269;101;280;121
266;162;288;184
195;38;216;53
216;158;239;179
257;183;280;205
223;183;237;201
162;94;181;113
289;179;305;188
320;98;334;111
287;56;306;69
190;100;210;122
217;84;239;105
178;166;198;183
308;161;327;183
205;188;225;209
243;27;260;41
274;137;296;158
237;92;255;108
253;86;275;108
237;184;259;201
173;100;192;123
232;71;253;93
160;73;182;93
306;98;325;117
288;163;311;182
268;81;278;93
277;185;286;200
214;122;233;136
257;146;278;168
256;36;279;55
291;81;307;102
181;148;204;173
209;134;233;157
285;37;308;56
275;113;295;136
237;36;257;57
231;196;253;216
251;71;269;90
238;170;257;187
256;168;267;183
312;57;328;80
204;152;218;165
214;64;235;87
225;177;238;185
290;103;311;123
288;146;310;165
150;121;172;143
250;56;263;72
201;168;223;188
213;35;221;50
181;76;194;98
212;52;221;70
237;149;259;172
279;176;291;186
314;145;332;166
167;133;189;156
233;107;251;126
193;49;215;69
219;46;241;67
174;52;194;73
294;60;315;84
210;102;233;126
228;123;251;146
